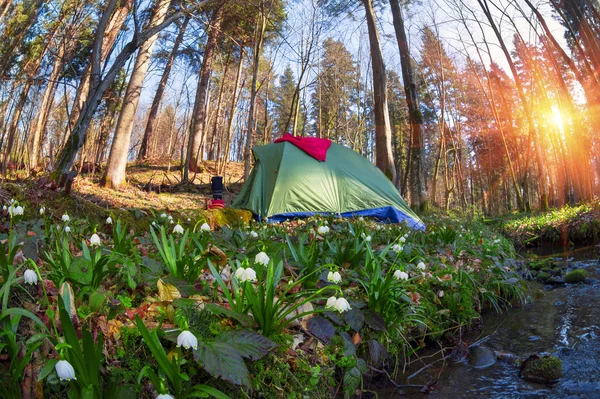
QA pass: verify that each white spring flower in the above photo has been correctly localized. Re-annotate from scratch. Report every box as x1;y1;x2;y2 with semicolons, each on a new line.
55;359;76;381
375;225;381;231
151;221;157;227
62;214;70;222
176;330;198;350
437;290;445;298
169;220;174;224
234;267;257;282
11;205;24;216
173;224;184;234
160;213;167;219
64;226;71;233
156;394;175;399
392;243;403;252
358;217;364;221
399;236;406;243
361;233;371;242
334;297;351;312
187;218;191;222
106;216;112;224
40;207;45;215
317;225;330;235
200;223;211;232
250;231;258;238
417;262;427;270
325;296;337;309
89;234;101;246
393;270;409;281
24;269;38;285
327;271;342;283
2;205;6;211
254;251;270;266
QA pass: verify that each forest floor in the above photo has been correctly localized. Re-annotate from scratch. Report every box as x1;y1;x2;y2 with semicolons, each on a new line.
73;160;247;212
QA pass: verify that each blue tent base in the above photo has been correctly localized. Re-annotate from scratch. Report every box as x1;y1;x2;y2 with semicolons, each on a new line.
262;206;426;230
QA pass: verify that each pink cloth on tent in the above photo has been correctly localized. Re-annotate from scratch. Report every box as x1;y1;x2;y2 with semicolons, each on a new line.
274;134;332;161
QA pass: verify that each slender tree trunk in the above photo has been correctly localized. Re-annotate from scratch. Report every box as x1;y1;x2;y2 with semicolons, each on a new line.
68;4;130;133
30;45;65;170
219;45;244;176
52;0;188;180
477;0;548;210
390;0;426;209
138;16;188;161
102;0;171;188
184;2;225;181
361;0;396;182
243;12;267;180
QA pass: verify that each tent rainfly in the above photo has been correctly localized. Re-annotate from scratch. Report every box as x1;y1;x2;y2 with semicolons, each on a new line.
233;138;425;230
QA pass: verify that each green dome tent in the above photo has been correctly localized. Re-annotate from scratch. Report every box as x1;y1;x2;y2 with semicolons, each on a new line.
232;140;425;229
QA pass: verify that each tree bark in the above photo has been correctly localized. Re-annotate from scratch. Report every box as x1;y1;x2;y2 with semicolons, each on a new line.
389;0;426;210
184;2;225;181
138;15;189;161
243;11;267;180
361;0;396;183
102;0;172;188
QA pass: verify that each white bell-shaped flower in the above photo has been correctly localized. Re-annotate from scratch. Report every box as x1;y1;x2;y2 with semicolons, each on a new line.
417;262;427;270
250;231;258;238
11;205;24;216
40;207;45;215
62;214;70;222
437;290;444;298
200;222;211;232
334;297;351;313
243;267;257;282
399;236;406;243
64;226;71;233
327;271;342;283
89;234;101;246
176;330;198;350
317;226;330;235
160;213;167;219
325;296;337;309
24;269;38;285
55;359;76;381
254;251;270;266
106;216;112;224
234;267;246;280
392;244;403;252
173;224;184;234
393;270;409;280
156;394;175;399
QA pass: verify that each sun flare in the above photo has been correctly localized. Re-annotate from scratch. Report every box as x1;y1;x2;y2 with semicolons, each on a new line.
551;105;564;128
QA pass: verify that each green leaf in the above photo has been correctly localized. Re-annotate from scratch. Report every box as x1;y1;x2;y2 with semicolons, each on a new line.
204;303;255;328
38;359;58;381
363;309;387;331
219;330;276;361
193;342;250;387
188;385;231;399
344;307;364;332
307;316;335;343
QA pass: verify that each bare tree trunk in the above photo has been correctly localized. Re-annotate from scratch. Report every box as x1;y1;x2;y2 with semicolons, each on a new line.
68;4;130;133
477;0;548;210
243;12;267;180
219;45;244;176
390;0;426;210
184;2;225;181
138;15;189;161
361;0;396;183
101;0;171;188
30;45;66;170
52;0;191;180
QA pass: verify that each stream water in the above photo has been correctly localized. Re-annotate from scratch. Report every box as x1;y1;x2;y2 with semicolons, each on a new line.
375;245;600;398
